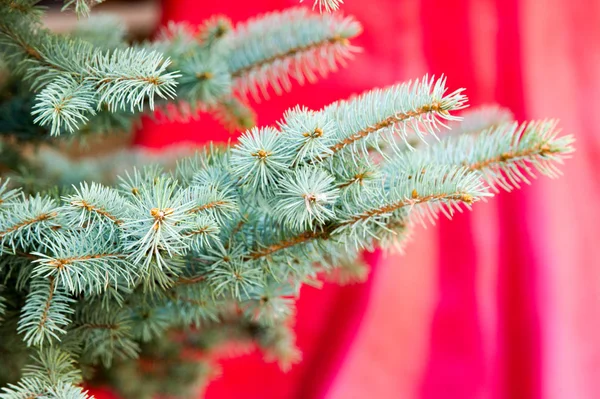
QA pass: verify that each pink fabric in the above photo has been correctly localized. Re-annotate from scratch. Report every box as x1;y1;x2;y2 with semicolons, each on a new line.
91;0;600;398
327;2;600;399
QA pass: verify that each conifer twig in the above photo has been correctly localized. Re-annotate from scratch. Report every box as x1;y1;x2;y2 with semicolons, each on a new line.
228;8;362;100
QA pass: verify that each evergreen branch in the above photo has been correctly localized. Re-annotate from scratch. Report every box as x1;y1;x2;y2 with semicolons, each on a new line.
231;127;291;193
186;180;238;226
74;307;139;367
244;280;297;320
315;76;468;162
250;164;489;258
389;120;575;192
378;214;412;253
206;256;264;299
17;277;75;347
184;214;221;252
189;200;229;214
0;178;21;204
324;255;369;285
301;0;344;13
228;7;362;100
120;176;196;275
168;284;220;327
248;229;329;260
0;0;42;18
0;194;59;252
0;6;361;138
0;211;56;238
92;48;180;112
0;19;179;113
31;231;137;295
0;47;577;397
62;0;106;18
178;52;231;106
61;182;129;227
278;106;338;166
0;378;92;399
270;167;340;230
464;121;574;190
0;18;44;68
22;347;82;388
31;76;96;136
212;96;256;131
46;382;93;399
197;16;233;49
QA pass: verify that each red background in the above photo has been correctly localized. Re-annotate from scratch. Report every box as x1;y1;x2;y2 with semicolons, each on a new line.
99;0;600;398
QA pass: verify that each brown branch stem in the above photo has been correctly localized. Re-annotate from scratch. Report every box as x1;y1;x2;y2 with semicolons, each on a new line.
47;253;125;270
247;190;473;260
38;277;55;334
70;200;123;225
467;143;555;171
315;103;444;162
231;36;351;79
189;200;229;214
0;212;57;238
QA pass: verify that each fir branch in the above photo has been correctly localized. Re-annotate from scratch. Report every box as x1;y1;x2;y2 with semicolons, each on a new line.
0;20;179;112
184;214;221;252
206;257;264;299
0;178;20;204
17;277;75;347
278;106;338;166
212;96;256;131
120;176;195;275
61;182;129;227
186;183;238;226
178;53;231;106
314;76;468;162
228;7;362;100
92;48;180;112
0;194;59;252
31;231;137;295
168;284;220;327
248;229;329;260
231;127;291;193
31;76;96;136
390;120;575;192
22;347;82;388
324;256;369;285
0;378;92;399
243;281;296;325
301;0;344;13
197;15;233;49
0;37;577;397
270;167;340;230
189;200;229;215
0;0;42;18
463;120;574;190
377;212;413;253
62;0;106;18
249;164;489;258
74;307;139;367
1;6;362;137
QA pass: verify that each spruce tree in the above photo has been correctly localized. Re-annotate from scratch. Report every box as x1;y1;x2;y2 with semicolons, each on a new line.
0;1;574;398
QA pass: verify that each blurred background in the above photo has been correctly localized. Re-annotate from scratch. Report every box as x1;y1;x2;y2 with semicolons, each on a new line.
43;0;600;398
